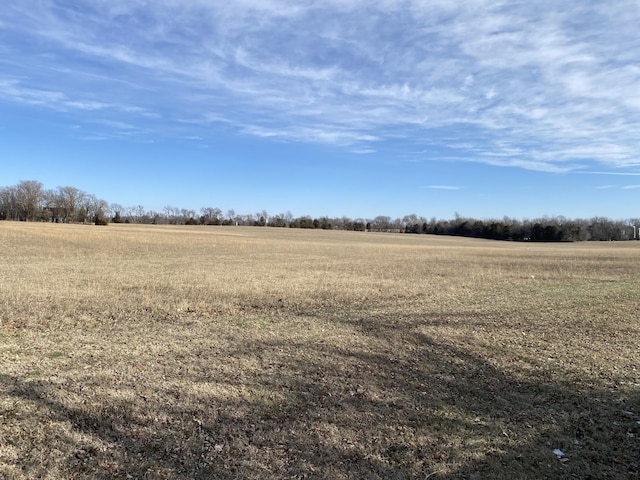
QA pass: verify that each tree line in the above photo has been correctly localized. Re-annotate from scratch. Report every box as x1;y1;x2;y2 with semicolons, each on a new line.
1;180;639;241
0;181;110;224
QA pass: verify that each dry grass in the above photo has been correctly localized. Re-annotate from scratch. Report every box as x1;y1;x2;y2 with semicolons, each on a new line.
1;222;639;479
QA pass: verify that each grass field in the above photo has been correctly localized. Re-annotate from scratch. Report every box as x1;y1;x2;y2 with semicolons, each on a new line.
1;222;639;479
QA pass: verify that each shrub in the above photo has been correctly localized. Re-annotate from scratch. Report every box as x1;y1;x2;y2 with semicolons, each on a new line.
94;214;109;226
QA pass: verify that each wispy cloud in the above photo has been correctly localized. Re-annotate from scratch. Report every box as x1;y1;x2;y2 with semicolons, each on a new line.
351;148;377;155
421;185;462;190
579;171;640;176
1;1;639;171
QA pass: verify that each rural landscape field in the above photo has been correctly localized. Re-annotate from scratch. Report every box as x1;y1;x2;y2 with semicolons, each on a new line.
1;221;639;479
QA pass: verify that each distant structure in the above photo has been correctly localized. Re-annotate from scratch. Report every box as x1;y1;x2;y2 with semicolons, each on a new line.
42;206;64;223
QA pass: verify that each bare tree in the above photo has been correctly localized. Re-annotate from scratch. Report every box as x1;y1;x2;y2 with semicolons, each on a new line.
56;186;87;223
181;209;196;222
78;194;110;224
110;203;124;222
201;207;222;225
164;206;179;224
0;188;13;220
0;186;19;220
131;205;146;223
226;209;236;225
284;210;293;227
16;180;44;221
241;213;255;226
254;210;268;226
269;213;288;227
372;215;392;232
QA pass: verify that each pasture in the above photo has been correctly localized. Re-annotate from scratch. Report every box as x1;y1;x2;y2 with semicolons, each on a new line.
1;222;639;479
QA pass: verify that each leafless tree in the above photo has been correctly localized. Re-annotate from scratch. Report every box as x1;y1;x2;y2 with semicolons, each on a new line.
181;209;196;222
0;185;20;220
201;207;222;224
130;205;146;223
16;180;44;221
56;186;87;223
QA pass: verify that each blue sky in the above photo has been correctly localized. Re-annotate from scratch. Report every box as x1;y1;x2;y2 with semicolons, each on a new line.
1;1;640;220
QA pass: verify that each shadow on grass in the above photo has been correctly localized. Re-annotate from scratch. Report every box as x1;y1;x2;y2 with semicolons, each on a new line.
3;311;639;479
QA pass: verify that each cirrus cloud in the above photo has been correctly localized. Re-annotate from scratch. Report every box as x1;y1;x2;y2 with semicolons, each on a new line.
0;0;639;173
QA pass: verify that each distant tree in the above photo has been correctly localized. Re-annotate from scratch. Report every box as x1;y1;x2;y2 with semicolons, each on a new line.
284;211;293;227
389;217;402;232
402;214;425;234
334;216;351;230
94;205;109;225
353;221;366;231
241;213;254;226
132;205;147;223
226;209;236;225
110;203;124;223
319;217;332;229
371;216;391;232
292;216;314;229
543;224;560;241
16;180;44;221
0;185;20;220
572;219;590;241
268;213;286;227
81;195;110;224
254;211;267;226
201;207;222;225
56;186;87;223
164;205;179;224
181;209;196;224
452;219;471;237
402;214;418;228
470;220;484;238
254;210;268;226
589;217;614;241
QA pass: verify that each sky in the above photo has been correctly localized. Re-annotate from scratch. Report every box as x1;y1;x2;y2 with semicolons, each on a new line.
1;1;640;220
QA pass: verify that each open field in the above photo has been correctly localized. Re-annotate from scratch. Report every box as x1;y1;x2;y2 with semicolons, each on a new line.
1;222;639;479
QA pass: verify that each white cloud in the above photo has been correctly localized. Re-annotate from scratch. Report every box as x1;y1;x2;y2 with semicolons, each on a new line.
65;100;109;110
484;87;497;100
462;75;474;91
0;0;639;171
352;148;376;154
579;171;640;176
421;185;462;190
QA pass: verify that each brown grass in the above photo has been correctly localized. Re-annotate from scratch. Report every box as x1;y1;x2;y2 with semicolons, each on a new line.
1;222;639;479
